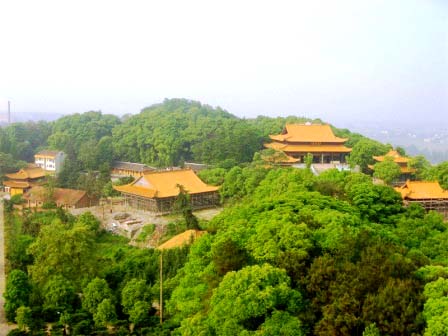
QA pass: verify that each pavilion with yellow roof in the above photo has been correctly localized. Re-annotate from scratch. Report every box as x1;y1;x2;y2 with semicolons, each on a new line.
369;150;415;183
3;166;46;196
370;150;414;173
395;180;448;218
114;169;219;213
157;230;206;250
264;123;352;164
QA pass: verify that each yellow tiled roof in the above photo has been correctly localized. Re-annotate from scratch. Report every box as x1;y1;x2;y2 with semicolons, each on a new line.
275;154;300;163
3;181;31;189
157;230;206;250
114;185;157;198
373;150;411;164
269;124;348;143
5;167;46;180
264;142;351;153
261;151;300;163
114;169;219;198
395;181;448;200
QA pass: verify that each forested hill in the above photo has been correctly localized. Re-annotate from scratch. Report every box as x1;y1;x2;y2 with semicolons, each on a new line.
111;99;334;167
1;98;447;190
112;99;258;166
0;98;362;169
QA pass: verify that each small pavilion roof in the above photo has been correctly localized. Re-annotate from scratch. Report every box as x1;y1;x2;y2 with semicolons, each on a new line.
5;167;46;180
373;150;411;164
114;169;219;199
157;230;206;250
269;124;348;143
395;181;448;200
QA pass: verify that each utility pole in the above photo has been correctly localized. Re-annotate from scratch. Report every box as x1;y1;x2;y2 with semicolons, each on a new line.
160;250;163;325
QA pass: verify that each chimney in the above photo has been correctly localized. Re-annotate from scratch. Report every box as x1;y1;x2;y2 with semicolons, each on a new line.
7;101;11;124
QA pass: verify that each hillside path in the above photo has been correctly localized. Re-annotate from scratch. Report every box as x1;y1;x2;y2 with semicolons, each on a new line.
0;200;14;335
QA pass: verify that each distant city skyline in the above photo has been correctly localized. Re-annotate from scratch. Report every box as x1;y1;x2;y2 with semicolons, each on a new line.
0;1;447;129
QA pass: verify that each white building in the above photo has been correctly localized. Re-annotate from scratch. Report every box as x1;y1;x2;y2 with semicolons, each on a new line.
34;150;65;174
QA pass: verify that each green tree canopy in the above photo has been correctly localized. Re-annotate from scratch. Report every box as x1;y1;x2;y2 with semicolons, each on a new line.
408;155;431;180
348;138;389;172
373;157;401;185
112;99;261;167
93;298;117;328
4;270;31;322
204;264;304;335
82;278;114;315
42;275;76;313
15;306;32;332
121;278;150;315
28;221;96;290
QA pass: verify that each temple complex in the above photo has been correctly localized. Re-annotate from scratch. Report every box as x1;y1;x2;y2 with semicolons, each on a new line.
395;180;448;218
264;124;351;164
114;169;219;214
3;166;46;196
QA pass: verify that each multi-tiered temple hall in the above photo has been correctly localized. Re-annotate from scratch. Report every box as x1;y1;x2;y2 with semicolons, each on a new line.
264;123;352;164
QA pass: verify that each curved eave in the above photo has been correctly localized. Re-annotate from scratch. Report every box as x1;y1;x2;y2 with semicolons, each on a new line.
114;184;219;199
373;156;411;164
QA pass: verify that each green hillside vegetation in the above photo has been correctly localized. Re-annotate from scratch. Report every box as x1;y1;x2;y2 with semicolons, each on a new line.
167;167;448;335
1;98;448;335
3;166;448;335
4;206;189;334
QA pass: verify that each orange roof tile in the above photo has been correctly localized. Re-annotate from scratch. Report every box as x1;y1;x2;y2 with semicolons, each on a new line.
3;181;31;189
157;230;206;250
264;142;351;153
274;154;300;163
395;181;448;200
23;186;87;205
114;185;157;198
5;167;46;180
261;151;300;163
373;150;411;164
269;124;348;143
34;150;62;158
114;169;219;198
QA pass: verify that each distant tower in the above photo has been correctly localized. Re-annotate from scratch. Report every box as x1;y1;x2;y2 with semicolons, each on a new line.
7;101;10;124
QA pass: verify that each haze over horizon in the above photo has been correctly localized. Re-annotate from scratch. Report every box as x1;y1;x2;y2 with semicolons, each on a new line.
0;1;447;129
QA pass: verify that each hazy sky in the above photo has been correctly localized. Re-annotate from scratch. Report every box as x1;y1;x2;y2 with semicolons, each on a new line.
0;0;447;127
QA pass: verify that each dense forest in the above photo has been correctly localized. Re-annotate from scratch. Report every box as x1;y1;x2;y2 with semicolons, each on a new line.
1;98;448;335
4;166;448;335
